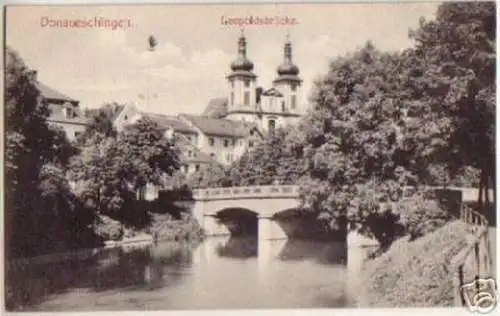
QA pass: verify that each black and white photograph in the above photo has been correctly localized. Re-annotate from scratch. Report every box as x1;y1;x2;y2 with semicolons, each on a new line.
3;1;497;313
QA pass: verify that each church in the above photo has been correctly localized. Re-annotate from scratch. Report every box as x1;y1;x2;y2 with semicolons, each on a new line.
41;33;305;175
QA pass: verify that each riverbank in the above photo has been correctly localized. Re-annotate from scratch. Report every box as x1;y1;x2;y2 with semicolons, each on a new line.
95;212;205;244
358;220;470;307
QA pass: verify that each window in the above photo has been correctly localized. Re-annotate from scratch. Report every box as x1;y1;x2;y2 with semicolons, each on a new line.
249;140;254;148
187;136;192;142
183;165;189;173
232;139;236;146
281;101;286;112
268;119;276;135
244;80;250;88
231;80;235;88
244;91;250;106
250;130;254;136
291;84;297;92
74;131;81;139
291;95;297;109
224;139;229;147
230;91;234;105
188;150;192;158
210;153;215;158
239;140;244;146
195;164;200;172
209;137;215;146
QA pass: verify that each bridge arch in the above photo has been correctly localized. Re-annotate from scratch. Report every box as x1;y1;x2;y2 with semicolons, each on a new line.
214;208;259;237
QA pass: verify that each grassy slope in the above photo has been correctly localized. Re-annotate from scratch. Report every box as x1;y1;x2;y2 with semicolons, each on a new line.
360;220;470;307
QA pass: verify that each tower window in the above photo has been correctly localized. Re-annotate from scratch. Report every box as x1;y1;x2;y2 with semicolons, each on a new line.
230;91;234;105
291;84;297;92
281;101;286;112
209;137;215;146
244;91;250;106
224;139;229;147
195;164;200;172
188;150;192;158
244;80;250;88
231;80;235;88
291;95;297;109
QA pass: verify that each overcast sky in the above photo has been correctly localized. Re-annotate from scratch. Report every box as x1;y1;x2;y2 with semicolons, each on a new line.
6;3;439;115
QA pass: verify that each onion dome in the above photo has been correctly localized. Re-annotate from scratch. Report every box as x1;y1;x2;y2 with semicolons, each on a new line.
277;39;299;76
230;34;254;72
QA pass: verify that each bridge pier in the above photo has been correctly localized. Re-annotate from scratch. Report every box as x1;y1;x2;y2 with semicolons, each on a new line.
258;216;287;240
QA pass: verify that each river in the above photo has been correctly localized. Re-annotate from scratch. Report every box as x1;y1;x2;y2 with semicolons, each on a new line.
6;237;374;311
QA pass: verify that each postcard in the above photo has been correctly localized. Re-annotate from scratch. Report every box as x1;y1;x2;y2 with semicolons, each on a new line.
3;1;497;314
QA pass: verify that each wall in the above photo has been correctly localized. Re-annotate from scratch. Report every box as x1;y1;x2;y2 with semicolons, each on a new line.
48;121;86;141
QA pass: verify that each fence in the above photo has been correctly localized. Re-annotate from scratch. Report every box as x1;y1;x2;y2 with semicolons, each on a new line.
452;205;494;307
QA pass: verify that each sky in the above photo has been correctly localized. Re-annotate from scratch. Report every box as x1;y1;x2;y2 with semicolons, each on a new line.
6;3;439;116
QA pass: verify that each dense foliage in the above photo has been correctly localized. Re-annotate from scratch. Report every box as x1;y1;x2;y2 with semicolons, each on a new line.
69;117;181;223
5;47;82;258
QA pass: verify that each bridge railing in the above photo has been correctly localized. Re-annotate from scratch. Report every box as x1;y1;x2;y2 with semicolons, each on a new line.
451;206;494;307
192;185;300;201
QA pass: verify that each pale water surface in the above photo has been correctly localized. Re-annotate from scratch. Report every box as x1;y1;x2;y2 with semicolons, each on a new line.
7;237;373;311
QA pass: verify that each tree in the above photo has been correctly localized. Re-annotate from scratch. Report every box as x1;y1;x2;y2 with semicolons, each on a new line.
78;102;122;143
69;117;181;222
187;163;232;189
116;117;181;200
5;47;78;257
299;42;419;247
408;2;495;212
229;127;306;186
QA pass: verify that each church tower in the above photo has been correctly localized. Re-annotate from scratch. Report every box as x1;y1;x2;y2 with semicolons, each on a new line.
272;36;302;118
225;31;259;123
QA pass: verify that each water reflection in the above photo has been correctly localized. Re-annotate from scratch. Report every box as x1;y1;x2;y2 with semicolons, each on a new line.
216;237;258;258
7;237;373;311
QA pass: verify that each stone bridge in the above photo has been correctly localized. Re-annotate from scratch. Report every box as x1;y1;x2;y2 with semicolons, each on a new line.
186;185;490;242
190;185;303;240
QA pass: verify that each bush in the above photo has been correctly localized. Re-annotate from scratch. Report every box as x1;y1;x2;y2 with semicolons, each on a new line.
396;193;452;240
359;220;470;307
94;215;123;241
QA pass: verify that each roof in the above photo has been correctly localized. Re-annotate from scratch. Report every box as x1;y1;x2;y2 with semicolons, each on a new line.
202;97;228;118
180;114;258;137
37;82;78;104
262;87;283;97
110;104;125;121
142;112;198;134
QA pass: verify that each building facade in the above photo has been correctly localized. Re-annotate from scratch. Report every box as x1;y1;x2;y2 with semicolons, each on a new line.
40;33;305;177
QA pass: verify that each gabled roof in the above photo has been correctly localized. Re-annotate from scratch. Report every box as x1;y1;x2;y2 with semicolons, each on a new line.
203;97;228;118
37;82;78;104
142;112;198;134
109;104;126;121
262;87;284;97
180;114;258;137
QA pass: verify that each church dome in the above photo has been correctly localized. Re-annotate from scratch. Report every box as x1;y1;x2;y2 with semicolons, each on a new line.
277;62;299;76
231;57;254;72
275;39;300;77
230;34;255;73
